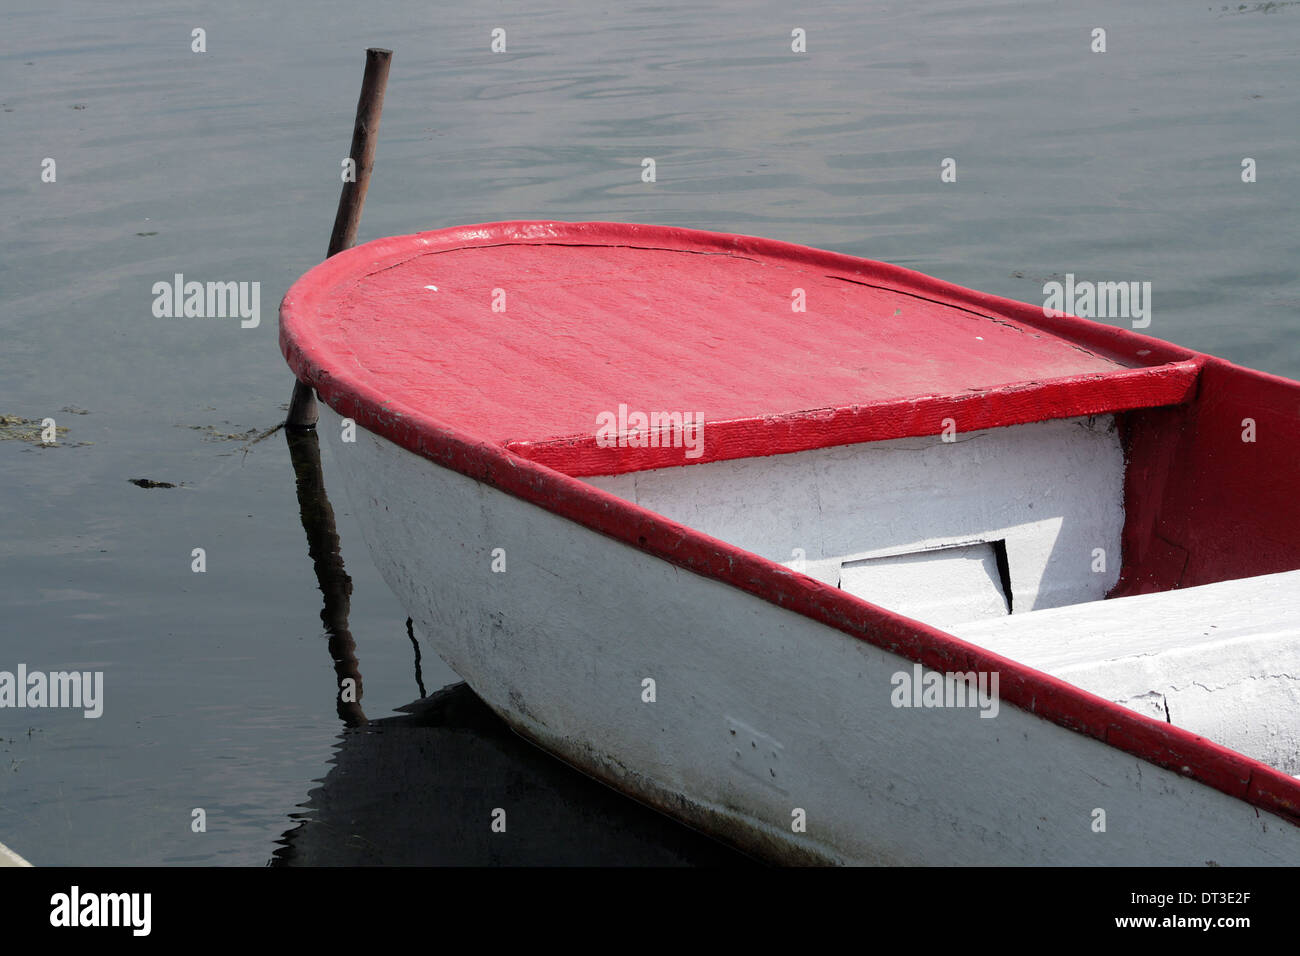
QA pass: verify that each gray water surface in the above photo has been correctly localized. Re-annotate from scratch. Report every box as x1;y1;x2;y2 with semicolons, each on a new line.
1;0;1297;865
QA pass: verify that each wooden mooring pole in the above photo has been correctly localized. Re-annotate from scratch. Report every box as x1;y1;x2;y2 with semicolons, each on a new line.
286;47;393;429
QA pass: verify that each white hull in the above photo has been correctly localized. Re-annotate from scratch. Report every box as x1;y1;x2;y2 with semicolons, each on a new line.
322;405;1300;865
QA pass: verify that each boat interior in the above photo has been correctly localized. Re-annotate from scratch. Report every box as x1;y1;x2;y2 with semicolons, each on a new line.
581;369;1300;778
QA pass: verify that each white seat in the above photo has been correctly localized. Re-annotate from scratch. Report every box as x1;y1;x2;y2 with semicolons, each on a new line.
949;569;1300;776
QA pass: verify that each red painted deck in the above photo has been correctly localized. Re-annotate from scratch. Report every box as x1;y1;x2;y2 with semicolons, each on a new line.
282;221;1198;475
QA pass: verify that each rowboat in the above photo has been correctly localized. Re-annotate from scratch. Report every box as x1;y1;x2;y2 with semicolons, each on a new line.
280;220;1300;865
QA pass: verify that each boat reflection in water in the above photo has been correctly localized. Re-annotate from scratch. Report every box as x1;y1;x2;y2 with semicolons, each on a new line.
270;680;752;866
273;427;750;866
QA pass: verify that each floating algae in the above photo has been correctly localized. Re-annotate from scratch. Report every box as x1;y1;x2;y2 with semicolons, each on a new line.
180;420;284;461
0;414;71;446
0;408;92;447
181;423;264;442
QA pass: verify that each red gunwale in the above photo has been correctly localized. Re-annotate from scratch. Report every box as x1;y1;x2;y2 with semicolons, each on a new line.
281;220;1300;828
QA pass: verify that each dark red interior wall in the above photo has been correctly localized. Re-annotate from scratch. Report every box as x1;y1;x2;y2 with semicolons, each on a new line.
1112;358;1300;597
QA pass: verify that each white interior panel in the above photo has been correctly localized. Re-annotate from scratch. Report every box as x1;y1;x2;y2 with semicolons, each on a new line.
584;415;1125;626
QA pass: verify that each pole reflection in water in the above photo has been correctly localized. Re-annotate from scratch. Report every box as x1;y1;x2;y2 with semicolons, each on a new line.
286;426;366;726
277;422;752;865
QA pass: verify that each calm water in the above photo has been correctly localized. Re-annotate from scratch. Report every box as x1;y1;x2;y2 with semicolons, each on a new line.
1;0;1297;865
